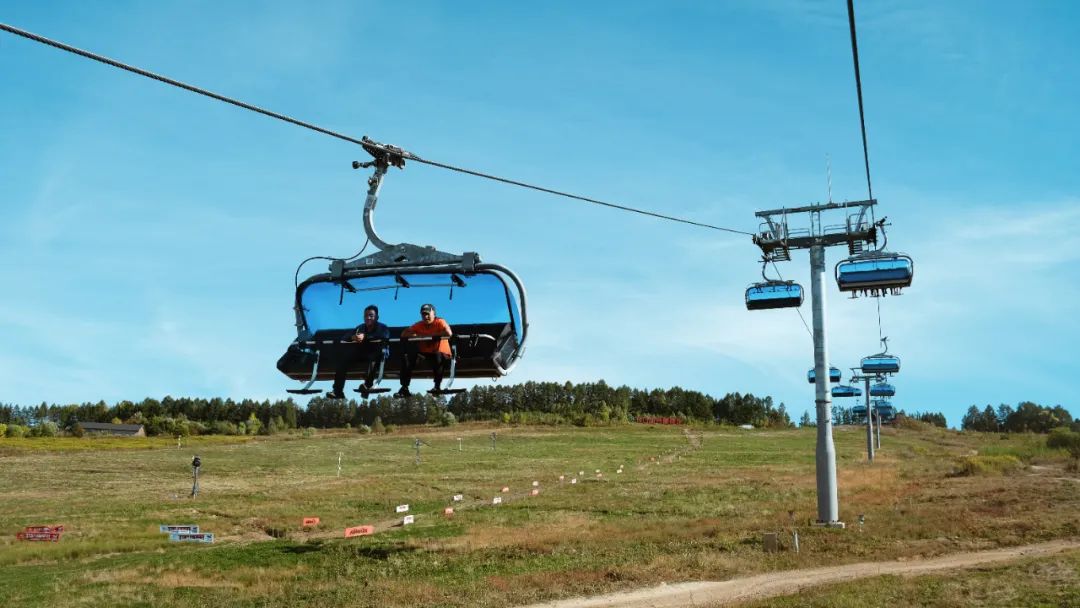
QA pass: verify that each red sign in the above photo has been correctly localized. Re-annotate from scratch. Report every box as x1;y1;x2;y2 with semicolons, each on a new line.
443;507;454;517
344;525;374;538
302;517;320;527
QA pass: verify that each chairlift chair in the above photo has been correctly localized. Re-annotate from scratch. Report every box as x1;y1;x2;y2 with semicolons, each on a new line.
835;251;913;296
807;366;842;384
745;260;803;310
831;385;862;398
277;139;528;396
869;382;896;397
861;353;900;375
852;404;868;417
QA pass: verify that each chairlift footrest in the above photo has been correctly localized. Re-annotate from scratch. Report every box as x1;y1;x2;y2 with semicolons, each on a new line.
430;388;467;395
354;387;391;394
286;389;323;395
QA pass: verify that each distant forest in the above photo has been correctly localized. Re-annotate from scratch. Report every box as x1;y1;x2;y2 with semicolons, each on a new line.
960;402;1078;434
0;381;797;436
2;381;1061;438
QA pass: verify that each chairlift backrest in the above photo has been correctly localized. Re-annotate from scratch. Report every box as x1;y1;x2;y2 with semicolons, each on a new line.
745;281;804;311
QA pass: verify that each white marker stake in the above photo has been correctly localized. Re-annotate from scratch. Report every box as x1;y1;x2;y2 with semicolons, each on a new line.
403;515;414;525
395;504;409;513
578;471;584;476
532;481;539;487
558;475;565;482
617;469;622;474
452;494;463;502
595;469;601;474
492;496;502;505
571;478;578;484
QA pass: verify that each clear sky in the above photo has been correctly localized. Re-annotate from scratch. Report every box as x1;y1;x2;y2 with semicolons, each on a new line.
2;1;1077;427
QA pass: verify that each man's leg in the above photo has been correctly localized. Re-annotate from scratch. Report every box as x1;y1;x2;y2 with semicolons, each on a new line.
331;344;357;397
430;353;448;391
398;350;417;396
362;353;381;389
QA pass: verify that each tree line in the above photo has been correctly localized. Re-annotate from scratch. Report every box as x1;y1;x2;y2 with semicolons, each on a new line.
0;381;792;437
960;401;1077;433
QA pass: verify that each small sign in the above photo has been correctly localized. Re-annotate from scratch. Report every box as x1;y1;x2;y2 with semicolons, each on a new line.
170;532;214;543
578;470;584;476
501;486;510;493
452;494;463;502
596;473;603;478
302;517;320;527
617;469;622;474
530;489;539;496
443;507;454;516
532;481;539;487
595;469;601;473
159;524;198;534
395;504;409;513
17;531;61;542
570;478;578;484
344;525;374;538
402;515;414;525
492;496;502;505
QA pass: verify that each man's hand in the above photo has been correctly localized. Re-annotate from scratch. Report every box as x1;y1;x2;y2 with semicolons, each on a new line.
353;332;366;343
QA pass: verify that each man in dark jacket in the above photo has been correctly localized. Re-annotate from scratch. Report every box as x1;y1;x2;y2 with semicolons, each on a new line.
329;305;390;399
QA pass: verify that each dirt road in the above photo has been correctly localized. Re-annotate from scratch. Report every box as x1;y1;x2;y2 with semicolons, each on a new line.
520;539;1080;608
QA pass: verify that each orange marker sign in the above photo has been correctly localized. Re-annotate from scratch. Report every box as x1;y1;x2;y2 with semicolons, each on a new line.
530;489;539;496
443;507;454;517
302;517;320;527
344;525;375;538
501;486;510;493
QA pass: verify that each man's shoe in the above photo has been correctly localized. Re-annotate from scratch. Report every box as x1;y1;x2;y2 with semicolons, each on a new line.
326;391;346;400
394;388;411;398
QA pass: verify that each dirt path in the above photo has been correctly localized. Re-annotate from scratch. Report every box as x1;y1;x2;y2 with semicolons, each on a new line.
520;539;1080;608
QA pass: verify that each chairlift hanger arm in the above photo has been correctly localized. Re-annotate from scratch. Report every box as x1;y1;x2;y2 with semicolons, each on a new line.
755;199;876;218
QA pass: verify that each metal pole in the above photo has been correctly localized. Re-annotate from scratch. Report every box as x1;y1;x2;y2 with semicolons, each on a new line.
864;377;874;463
875;407;882;449
809;245;840;525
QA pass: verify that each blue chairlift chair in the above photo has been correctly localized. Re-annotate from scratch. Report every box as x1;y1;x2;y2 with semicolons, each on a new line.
807;367;842;384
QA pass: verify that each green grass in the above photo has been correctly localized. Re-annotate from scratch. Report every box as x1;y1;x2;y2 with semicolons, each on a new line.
0;424;1076;607
741;550;1080;608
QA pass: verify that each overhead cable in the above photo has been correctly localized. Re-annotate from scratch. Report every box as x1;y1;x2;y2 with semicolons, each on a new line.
0;22;753;237
846;0;874;202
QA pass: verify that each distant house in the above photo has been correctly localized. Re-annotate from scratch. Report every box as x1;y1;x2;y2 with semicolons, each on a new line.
79;422;146;437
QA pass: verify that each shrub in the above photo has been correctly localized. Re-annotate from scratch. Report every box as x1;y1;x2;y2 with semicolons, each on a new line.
6;424;29;438
372;417;386;434
71;423;85;438
33;421;59;437
0;423;7;438
357;425;371;434
440;411;457;427
384;424;396;434
302;427;316;438
1047;428;1080;459
954;454;1024;476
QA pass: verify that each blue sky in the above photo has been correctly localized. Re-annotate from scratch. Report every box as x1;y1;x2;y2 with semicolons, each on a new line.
2;1;1077;427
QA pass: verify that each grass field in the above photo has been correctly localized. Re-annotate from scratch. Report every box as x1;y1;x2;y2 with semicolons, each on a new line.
1;423;1077;607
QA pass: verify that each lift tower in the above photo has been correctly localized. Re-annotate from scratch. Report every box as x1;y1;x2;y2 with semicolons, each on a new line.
752;198;878;527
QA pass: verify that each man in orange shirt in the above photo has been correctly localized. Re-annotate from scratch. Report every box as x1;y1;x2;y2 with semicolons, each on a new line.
395;303;453;397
